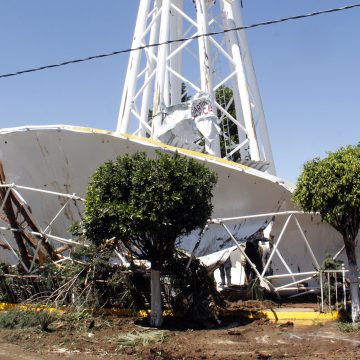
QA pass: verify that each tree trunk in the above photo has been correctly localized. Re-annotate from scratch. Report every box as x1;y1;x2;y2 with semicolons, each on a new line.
343;235;360;322
150;268;163;327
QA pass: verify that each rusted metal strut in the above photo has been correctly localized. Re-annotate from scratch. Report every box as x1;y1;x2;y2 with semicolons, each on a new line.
0;161;59;270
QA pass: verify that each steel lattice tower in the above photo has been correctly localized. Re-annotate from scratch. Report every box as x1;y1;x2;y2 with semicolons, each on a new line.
117;0;276;174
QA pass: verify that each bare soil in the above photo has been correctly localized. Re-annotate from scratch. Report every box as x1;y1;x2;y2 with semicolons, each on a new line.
0;309;359;360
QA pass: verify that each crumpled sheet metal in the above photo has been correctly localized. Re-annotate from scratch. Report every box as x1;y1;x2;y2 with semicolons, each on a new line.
0;125;291;260
152;93;220;153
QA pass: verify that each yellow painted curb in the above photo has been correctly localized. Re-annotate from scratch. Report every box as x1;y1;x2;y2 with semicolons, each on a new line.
0;302;172;317
100;308;173;318
0;302;339;323
0;302;64;313
262;309;339;322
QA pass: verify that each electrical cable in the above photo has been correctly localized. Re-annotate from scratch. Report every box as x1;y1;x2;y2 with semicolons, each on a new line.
0;3;359;79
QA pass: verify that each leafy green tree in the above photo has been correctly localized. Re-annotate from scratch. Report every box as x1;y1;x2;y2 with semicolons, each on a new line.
83;152;217;327
293;145;360;322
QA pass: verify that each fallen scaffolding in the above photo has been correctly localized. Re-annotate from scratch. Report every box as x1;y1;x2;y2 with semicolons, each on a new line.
207;211;350;294
0;163;85;270
0;175;353;305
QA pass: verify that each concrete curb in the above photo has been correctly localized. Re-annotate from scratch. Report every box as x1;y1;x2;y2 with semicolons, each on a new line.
0;302;339;323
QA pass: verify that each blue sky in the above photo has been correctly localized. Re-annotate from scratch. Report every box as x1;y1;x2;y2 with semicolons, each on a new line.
0;1;359;185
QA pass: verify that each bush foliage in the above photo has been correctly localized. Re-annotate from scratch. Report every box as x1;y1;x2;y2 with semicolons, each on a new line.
83;151;217;270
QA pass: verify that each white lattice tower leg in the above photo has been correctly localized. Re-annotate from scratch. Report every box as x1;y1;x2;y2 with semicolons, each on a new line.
117;0;151;133
153;0;172;116
221;35;248;161
195;0;221;155
220;0;260;161
229;0;276;174
139;0;161;137
169;0;184;105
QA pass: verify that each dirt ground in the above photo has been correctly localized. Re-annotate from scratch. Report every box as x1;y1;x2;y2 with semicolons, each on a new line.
0;310;360;360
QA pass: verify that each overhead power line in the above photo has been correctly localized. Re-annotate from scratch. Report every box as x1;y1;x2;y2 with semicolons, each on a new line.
0;4;359;80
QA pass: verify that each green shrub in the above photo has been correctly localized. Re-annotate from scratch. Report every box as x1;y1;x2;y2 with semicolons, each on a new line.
337;320;360;333
0;309;55;331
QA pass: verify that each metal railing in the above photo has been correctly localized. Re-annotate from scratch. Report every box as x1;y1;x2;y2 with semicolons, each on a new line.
319;266;347;312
